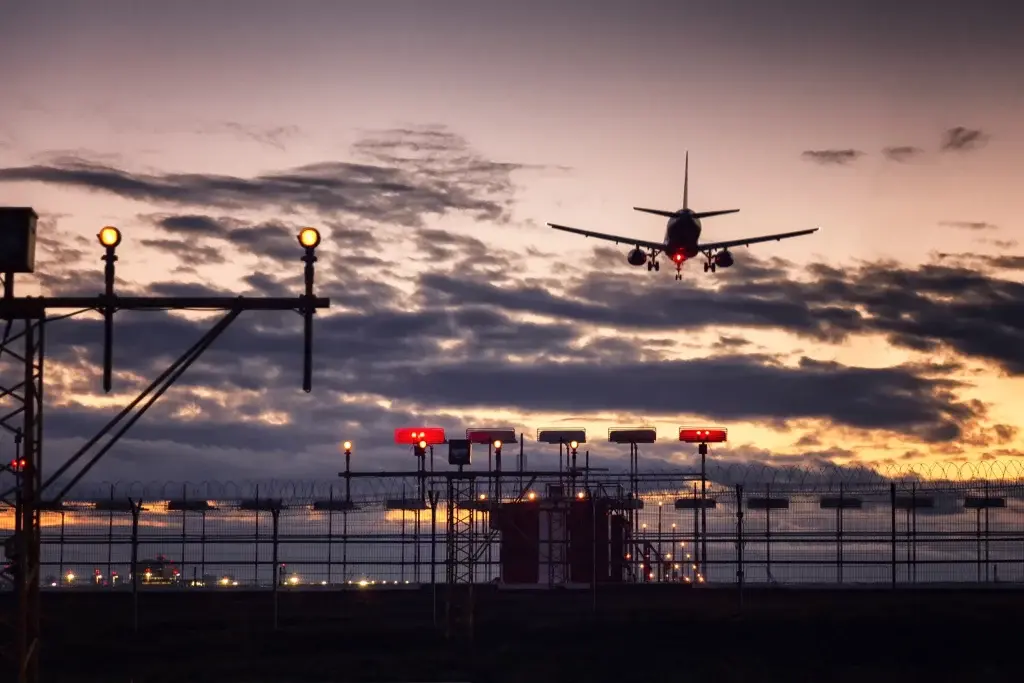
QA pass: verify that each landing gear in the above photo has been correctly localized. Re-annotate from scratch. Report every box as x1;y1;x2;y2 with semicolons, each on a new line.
703;252;717;274
647;256;660;272
675;261;683;280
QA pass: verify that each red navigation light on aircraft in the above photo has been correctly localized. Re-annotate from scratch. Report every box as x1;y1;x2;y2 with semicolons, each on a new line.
673;253;683;262
394;427;446;446
679;427;728;444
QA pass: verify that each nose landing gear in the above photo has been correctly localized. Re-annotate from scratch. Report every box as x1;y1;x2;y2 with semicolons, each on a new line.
675;261;683;280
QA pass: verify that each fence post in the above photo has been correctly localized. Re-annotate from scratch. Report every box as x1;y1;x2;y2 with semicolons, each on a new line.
429;489;439;627
735;484;744;610
890;482;897;587
271;503;281;631
764;482;771;583
129;498;143;634
836;483;843;585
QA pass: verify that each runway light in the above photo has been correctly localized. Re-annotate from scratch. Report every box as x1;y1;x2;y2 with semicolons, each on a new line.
97;226;122;248
298;227;321;249
479;493;487;501
576;491;585;499
526;491;537;501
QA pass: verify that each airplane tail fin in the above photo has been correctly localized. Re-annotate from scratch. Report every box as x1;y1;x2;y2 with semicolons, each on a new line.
633;153;740;219
683;151;689;210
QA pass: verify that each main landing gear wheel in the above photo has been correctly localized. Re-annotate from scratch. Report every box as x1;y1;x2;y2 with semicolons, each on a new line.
647;260;660;272
703;261;717;273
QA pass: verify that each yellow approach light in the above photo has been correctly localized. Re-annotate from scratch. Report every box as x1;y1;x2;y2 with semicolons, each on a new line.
98;226;122;248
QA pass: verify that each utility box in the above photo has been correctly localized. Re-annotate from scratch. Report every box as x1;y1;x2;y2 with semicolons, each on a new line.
0;207;39;274
448;438;471;466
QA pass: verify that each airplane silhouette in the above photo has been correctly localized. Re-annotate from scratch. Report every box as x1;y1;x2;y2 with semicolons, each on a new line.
547;152;819;280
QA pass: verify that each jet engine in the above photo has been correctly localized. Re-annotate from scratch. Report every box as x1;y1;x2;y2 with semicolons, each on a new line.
627;247;647;266
714;250;734;268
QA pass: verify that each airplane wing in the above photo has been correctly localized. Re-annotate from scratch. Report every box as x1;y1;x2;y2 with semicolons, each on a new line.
699;228;819;252
547;223;665;252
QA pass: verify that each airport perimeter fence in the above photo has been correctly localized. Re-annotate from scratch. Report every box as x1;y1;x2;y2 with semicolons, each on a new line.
4;462;1024;588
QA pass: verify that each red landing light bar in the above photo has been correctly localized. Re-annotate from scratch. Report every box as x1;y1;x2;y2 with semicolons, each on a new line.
466;428;517;445
679;427;728;444
394;427;446;446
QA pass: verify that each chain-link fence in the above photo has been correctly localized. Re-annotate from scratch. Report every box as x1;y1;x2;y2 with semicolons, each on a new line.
5;463;1023;589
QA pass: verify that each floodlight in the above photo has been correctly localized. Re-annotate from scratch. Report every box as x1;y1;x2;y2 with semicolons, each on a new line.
98;226;122;248
298;227;321;249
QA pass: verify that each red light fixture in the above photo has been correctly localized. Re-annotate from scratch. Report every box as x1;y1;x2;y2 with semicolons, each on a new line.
679;427;728;444
394;427;446;445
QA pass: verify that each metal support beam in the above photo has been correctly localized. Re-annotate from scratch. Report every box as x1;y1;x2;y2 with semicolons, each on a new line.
0;222;330;683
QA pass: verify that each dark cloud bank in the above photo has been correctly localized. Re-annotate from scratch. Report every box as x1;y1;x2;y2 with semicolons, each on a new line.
0;125;1020;489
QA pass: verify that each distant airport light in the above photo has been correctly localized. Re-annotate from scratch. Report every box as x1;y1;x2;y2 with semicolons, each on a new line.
342;441;352;457
679;427;728;444
526;491;537;501
298;227;321;249
97;226;122;248
569;440;579;450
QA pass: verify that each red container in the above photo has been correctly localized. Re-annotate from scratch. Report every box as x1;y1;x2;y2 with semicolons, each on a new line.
495;502;540;584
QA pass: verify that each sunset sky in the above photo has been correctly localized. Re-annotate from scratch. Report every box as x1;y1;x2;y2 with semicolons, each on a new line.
1;0;1022;488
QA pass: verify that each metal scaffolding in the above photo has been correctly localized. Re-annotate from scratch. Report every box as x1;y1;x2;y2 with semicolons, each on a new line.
0;212;330;683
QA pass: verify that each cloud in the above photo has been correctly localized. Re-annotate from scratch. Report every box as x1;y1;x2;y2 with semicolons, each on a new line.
940;126;989;152
800;149;864;165
4;128;1021;489
199;122;301;150
940;220;998;231
26;250;1004;486
882;145;924;162
0;126;536;226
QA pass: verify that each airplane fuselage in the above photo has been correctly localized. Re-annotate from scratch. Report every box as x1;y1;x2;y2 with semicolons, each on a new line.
664;210;702;260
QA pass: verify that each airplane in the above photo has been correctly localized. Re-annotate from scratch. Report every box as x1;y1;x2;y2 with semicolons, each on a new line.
547;152;819;280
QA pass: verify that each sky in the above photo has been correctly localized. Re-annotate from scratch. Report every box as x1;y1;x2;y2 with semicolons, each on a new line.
1;0;1023;489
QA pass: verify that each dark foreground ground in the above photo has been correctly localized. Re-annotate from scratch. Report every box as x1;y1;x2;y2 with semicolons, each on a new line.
8;584;1024;682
